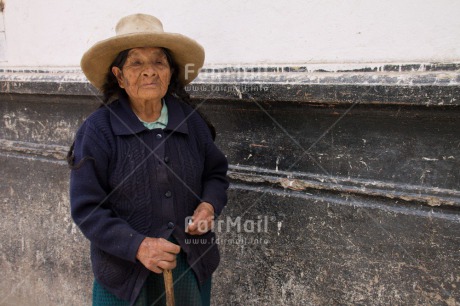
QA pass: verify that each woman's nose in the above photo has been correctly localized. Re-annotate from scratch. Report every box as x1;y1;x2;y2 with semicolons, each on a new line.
142;63;157;76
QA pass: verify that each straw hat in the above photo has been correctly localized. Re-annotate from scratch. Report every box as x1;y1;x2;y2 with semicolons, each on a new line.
80;14;205;90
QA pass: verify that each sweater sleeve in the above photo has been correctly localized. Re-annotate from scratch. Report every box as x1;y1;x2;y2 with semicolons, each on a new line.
199;127;229;216
69;121;145;263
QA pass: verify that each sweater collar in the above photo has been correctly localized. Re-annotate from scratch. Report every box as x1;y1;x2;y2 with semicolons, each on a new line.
110;93;189;136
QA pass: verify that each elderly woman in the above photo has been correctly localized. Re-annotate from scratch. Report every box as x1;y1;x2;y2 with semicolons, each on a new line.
68;14;229;305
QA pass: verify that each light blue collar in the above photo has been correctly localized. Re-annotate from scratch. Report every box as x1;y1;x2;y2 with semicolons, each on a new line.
137;99;169;130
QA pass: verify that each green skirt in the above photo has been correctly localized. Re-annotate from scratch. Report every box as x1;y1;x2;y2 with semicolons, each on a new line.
93;249;211;306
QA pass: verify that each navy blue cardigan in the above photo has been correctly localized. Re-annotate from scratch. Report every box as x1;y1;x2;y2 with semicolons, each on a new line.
70;94;229;303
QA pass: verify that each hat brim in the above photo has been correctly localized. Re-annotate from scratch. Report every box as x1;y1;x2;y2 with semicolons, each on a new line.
81;32;205;91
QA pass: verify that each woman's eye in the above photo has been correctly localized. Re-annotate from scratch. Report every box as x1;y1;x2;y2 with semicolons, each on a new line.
128;60;142;66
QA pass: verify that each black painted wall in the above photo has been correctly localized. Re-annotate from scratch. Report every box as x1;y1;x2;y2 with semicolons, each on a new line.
0;67;459;305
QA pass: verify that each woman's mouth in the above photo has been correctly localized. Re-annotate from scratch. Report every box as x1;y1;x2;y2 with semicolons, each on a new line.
142;82;158;88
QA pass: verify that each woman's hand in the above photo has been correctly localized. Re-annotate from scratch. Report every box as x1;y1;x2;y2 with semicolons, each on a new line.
136;237;180;273
186;202;215;235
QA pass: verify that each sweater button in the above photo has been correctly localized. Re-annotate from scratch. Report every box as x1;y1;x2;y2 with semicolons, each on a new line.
167;222;175;229
156;133;162;139
165;191;172;198
164;156;170;163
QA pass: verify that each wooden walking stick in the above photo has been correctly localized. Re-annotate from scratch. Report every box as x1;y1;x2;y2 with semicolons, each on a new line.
163;269;175;306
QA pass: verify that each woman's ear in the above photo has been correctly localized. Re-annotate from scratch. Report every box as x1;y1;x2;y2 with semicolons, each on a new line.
111;66;125;88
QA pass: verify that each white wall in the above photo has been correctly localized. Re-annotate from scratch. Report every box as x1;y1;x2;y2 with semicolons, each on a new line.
2;0;460;68
0;10;6;62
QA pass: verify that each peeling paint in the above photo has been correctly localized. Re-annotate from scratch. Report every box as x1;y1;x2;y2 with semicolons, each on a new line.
277;221;282;236
228;167;460;208
0;139;68;160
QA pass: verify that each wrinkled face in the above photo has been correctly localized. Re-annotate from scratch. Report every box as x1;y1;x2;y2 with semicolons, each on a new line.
112;47;172;103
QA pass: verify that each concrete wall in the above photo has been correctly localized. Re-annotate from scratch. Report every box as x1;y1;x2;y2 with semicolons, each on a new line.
1;1;460;305
1;66;460;305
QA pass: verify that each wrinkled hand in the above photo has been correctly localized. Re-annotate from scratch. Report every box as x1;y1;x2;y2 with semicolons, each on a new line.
136;237;180;273
186;202;215;235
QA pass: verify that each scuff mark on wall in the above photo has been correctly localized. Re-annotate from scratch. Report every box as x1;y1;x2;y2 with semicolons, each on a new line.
228;167;460;208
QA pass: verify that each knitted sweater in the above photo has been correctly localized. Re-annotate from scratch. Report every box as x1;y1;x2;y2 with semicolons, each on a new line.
70;93;229;304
